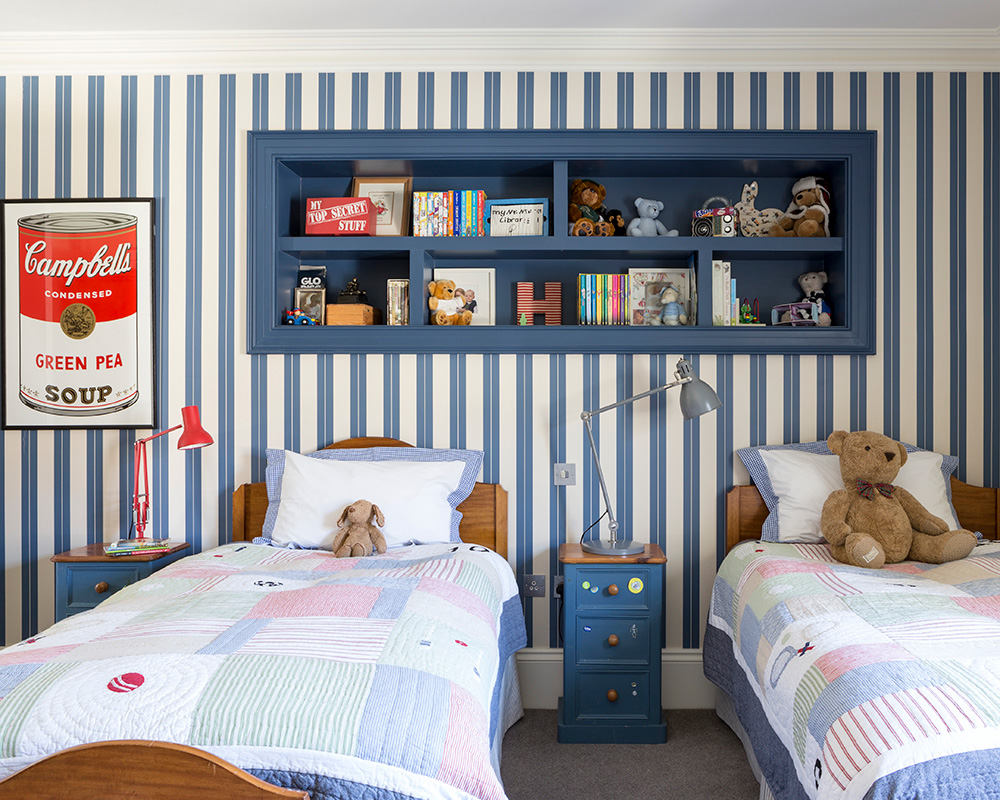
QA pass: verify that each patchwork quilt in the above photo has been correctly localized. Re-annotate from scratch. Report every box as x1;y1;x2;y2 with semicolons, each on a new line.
0;542;526;800
705;540;1000;800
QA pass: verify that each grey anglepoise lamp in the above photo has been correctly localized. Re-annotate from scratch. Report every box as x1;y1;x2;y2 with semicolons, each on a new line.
580;358;722;556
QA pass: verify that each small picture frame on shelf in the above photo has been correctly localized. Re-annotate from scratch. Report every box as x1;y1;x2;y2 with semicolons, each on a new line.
431;268;495;326
351;177;412;236
293;288;326;324
387;278;409;326
628;268;696;326
484;198;549;237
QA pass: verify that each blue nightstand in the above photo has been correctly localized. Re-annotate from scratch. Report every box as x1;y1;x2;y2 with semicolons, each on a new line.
51;542;190;621
557;542;667;743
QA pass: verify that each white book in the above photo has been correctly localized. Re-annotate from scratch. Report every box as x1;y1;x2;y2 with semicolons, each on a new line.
712;260;727;326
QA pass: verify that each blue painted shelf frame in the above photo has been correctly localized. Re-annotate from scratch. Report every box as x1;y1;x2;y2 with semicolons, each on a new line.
247;129;876;355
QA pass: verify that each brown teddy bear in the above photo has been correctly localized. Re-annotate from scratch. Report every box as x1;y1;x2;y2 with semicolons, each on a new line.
769;176;830;238
820;430;976;569
568;179;614;237
428;279;472;325
331;499;387;558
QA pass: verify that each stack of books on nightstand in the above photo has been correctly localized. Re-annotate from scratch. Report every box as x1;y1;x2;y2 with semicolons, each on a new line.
104;538;178;557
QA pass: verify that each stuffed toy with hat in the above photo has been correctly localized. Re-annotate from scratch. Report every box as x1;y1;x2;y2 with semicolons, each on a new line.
820;430;976;568
769;176;830;238
331;499;387;558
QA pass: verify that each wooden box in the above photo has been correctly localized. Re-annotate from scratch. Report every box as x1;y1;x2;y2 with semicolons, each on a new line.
325;304;381;326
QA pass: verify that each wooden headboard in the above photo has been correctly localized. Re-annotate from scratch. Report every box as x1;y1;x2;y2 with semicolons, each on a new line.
725;477;1000;553
231;437;508;559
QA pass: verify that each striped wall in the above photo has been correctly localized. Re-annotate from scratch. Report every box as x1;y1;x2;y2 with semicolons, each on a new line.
2;69;999;663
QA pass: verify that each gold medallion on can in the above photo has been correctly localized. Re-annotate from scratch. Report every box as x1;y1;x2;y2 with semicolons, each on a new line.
60;303;96;340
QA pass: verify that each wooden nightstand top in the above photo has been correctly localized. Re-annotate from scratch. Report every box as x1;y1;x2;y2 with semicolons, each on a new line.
51;542;191;563
559;542;666;564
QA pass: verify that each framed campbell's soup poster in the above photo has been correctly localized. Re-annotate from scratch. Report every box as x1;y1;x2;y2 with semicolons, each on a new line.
1;198;156;429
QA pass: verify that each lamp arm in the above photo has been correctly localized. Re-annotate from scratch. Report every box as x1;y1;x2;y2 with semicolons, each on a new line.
135;423;182;447
580;376;691;546
581;376;690;419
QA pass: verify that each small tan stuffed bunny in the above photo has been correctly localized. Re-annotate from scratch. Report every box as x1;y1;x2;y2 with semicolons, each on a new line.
331;499;387;558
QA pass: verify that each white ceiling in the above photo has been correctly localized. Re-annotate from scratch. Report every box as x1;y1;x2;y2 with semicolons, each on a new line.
4;0;1000;32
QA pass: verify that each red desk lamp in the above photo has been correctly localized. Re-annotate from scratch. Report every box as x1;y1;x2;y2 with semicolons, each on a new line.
132;405;214;539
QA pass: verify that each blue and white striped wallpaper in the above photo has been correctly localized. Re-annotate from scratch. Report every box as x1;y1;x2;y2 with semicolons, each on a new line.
2;69;999;657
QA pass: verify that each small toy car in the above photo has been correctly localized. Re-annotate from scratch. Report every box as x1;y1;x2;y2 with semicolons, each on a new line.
284;308;318;325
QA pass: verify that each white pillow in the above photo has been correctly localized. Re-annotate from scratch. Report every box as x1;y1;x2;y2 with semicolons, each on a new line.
755;448;960;544
269;450;470;549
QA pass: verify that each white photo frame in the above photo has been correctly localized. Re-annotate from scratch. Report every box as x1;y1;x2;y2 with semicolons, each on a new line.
431;268;495;326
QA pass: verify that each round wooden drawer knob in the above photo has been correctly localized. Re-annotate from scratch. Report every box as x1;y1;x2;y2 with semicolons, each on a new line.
608;584;619;595
607;689;618;702
608;634;619;647
94;581;109;594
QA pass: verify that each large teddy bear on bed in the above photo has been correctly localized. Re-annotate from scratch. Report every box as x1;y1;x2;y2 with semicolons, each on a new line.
820;430;976;569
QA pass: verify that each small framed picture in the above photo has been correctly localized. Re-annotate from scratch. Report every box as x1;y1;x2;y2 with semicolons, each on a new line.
628;268;696;326
431;268;495;326
351;177;412;236
484;198;549;237
293;287;326;324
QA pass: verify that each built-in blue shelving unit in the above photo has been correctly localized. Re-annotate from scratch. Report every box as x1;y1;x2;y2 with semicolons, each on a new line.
247;129;876;355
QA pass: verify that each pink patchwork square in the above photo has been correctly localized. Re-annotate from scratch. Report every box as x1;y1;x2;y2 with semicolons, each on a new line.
247;584;380;619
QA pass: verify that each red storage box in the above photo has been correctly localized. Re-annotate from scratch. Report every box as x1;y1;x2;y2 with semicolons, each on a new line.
305;198;376;235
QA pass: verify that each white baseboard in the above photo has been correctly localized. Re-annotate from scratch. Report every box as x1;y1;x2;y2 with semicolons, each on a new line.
515;648;715;710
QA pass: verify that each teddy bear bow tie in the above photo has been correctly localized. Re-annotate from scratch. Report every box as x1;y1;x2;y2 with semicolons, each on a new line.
856;479;895;499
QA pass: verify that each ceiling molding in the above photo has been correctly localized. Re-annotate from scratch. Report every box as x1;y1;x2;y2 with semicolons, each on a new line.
1;27;998;74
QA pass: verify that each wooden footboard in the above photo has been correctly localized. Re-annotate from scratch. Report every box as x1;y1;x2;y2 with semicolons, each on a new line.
726;477;1000;553
0;740;308;799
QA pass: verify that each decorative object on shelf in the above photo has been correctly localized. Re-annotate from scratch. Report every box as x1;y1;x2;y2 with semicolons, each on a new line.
568;179;614;236
626;198;678;237
337;277;369;305
518;313;528;325
132;405;213;539
769;176;831;237
293;266;326;325
285;308;319;325
326;305;378;325
350;177;412;236
484;198;548;237
771;302;821;326
427;279;473;326
604;208;627;236
778;270;832;326
386;279;409;326
692;196;739;237
580;358;721;555
332;499;387;558
304;197;376;236
628;269;695;326
431;268;495;325
735;181;783;237
654;284;687;326
739;299;765;326
1;197;156;430
515;282;562;325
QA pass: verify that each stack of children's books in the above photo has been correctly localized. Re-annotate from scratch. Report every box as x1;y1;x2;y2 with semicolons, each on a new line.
412;190;487;237
104;538;178;557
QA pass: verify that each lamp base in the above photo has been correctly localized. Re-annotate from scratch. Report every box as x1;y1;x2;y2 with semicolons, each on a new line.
581;538;645;556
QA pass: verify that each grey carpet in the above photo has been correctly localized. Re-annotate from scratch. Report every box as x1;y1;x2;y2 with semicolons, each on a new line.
500;709;760;800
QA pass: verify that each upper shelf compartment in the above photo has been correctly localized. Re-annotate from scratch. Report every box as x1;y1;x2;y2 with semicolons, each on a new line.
247;129;876;356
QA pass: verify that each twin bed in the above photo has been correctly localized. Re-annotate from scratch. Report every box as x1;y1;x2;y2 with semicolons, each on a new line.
708;477;1000;800
0;437;525;800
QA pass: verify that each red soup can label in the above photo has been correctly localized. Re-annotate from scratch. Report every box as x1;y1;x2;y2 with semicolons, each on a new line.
18;212;139;416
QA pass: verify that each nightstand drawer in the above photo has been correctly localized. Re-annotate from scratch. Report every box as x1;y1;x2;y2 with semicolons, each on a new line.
576;616;650;665
572;567;652;611
573;671;650;720
65;564;141;609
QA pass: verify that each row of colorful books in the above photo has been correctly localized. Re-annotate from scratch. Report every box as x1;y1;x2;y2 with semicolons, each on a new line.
577;274;632;325
103;538;178;557
412;190;487;237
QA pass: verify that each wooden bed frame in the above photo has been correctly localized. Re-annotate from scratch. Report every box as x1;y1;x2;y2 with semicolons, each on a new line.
232;436;508;558
726;476;1000;553
0;437;507;797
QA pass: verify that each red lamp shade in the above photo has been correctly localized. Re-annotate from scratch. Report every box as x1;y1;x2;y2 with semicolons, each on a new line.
176;405;214;450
